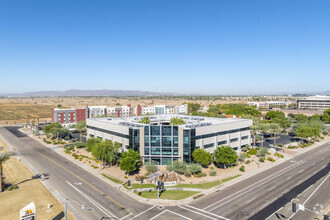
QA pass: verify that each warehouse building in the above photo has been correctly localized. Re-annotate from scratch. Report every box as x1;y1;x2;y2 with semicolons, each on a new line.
86;114;252;165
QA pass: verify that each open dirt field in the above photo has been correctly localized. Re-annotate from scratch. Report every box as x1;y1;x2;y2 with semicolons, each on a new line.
0;138;74;220
0;96;246;122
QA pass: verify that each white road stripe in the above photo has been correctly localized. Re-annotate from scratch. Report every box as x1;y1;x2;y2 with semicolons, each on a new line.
179;206;217;220
120;212;133;220
149;210;166;220
131;205;156;219
185;205;230;220
205;147;330;211
66;181;117;219
289;174;329;220
165;210;193;220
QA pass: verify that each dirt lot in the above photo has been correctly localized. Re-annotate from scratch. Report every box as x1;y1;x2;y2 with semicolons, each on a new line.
0;138;74;220
0;96;246;121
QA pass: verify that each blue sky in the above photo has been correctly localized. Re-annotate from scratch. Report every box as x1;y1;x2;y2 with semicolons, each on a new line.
1;0;329;95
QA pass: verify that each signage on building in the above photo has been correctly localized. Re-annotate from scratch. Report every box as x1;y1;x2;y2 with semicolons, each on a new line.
20;202;36;220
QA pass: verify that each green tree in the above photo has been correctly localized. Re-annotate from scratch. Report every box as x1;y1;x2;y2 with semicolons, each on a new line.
187;103;201;114
265;111;285;120
119;149;141;174
295;125;315;139
43;123;61;135
192;149;212;166
0;152;11;192
71;121;86;141
294;114;308;123
269;123;282;146
138;116;150;124
86;137;101;152
321;108;330;123
188;163;202;174
250;123;260;148
213;146;238;169
170;117;185;125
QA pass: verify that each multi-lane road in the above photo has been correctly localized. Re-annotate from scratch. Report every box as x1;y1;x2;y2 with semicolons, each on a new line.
0;126;329;220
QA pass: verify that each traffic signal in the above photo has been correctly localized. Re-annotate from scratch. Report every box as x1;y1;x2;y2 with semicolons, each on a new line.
292;202;297;213
324;215;329;220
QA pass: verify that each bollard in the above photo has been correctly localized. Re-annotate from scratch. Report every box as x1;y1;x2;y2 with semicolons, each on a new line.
127;180;130;187
141;177;144;184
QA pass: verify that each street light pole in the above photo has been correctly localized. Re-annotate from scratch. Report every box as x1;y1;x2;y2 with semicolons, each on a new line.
64;199;85;220
157;161;160;199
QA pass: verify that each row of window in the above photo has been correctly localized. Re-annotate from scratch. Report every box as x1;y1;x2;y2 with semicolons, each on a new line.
202;135;249;149
87;125;130;139
144;126;179;136
144;147;179;155
195;127;250;140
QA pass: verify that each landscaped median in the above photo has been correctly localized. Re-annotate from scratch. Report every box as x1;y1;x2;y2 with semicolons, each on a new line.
100;174;242;200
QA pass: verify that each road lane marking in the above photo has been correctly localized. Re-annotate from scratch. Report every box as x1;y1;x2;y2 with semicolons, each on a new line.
67;181;117;219
149;210;166;220
287;176;292;180
267;186;276;191
288;174;330;220
119;213;133;220
165;210;193;220
38;152;130;213
131;205;156;219
206;147;330;211
185;205;230;220
298;169;304;174
179;206;217;220
246;197;256;204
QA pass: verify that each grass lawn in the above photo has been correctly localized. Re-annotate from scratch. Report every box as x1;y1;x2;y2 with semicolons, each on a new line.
134;190;200;200
124;174;242;190
102;174;123;184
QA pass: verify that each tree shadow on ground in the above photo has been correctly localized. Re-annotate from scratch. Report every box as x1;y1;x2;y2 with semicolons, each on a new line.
52;211;64;220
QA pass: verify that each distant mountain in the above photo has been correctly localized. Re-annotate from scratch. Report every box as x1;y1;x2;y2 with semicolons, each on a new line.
0;89;179;97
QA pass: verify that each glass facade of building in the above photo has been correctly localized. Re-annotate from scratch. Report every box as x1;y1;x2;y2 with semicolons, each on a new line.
129;128;140;152
143;125;182;165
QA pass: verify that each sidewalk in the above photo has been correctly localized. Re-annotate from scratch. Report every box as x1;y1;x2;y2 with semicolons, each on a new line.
20;128;330;206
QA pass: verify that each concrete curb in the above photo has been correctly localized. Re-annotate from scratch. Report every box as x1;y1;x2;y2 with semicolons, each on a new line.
19;128;330;206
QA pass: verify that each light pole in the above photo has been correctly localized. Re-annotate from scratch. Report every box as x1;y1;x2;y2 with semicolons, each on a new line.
64;200;85;220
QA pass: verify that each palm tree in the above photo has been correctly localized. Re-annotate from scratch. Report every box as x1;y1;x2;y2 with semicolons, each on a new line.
250;123;260;148
0;152;11;192
258;122;271;151
269;123;282;146
72;121;86;141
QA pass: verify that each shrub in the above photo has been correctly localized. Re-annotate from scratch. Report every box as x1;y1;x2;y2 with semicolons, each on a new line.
184;169;192;177
274;152;284;158
201;172;207;177
245;160;251;164
238;153;247;162
267;157;275;162
209;171;217;176
145;162;158;173
210;166;214;170
194;173;202;178
124;176;128;179
244;153;251;158
166;160;187;174
13;185;19;190
322;131;328;135
247;148;258;155
288;146;296;149
192;148;212;166
8;186;13;191
239;166;245;172
258;148;269;156
188;163;202;174
259;156;265;162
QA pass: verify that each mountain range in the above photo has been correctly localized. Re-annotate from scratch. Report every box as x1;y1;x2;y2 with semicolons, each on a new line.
0;89;329;97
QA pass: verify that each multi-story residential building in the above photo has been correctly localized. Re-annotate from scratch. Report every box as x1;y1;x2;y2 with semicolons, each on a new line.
297;95;330;110
52;107;87;127
107;105;133;118
135;104;188;116
87;106;107;118
86;114;252;165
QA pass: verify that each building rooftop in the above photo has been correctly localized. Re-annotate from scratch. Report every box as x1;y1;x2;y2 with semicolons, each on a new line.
87;114;251;128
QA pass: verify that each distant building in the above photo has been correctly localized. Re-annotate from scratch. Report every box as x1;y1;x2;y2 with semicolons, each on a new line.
87;106;107;118
135;104;188;116
52;107;87;127
107;105;133;118
248;101;292;109
297;95;330;110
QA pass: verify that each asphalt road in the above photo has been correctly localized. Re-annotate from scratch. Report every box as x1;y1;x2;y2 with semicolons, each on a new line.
1;126;329;220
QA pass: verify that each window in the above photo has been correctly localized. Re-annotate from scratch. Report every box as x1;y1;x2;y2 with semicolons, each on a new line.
218;140;227;146
173;137;178;147
173;148;178;155
151;136;161;146
173;126;178;136
204;143;214;149
162;137;172;147
162;148;172;155
151;148;160;155
162;126;172;136
230;138;238;142
151;126;160;136
242;135;249;140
